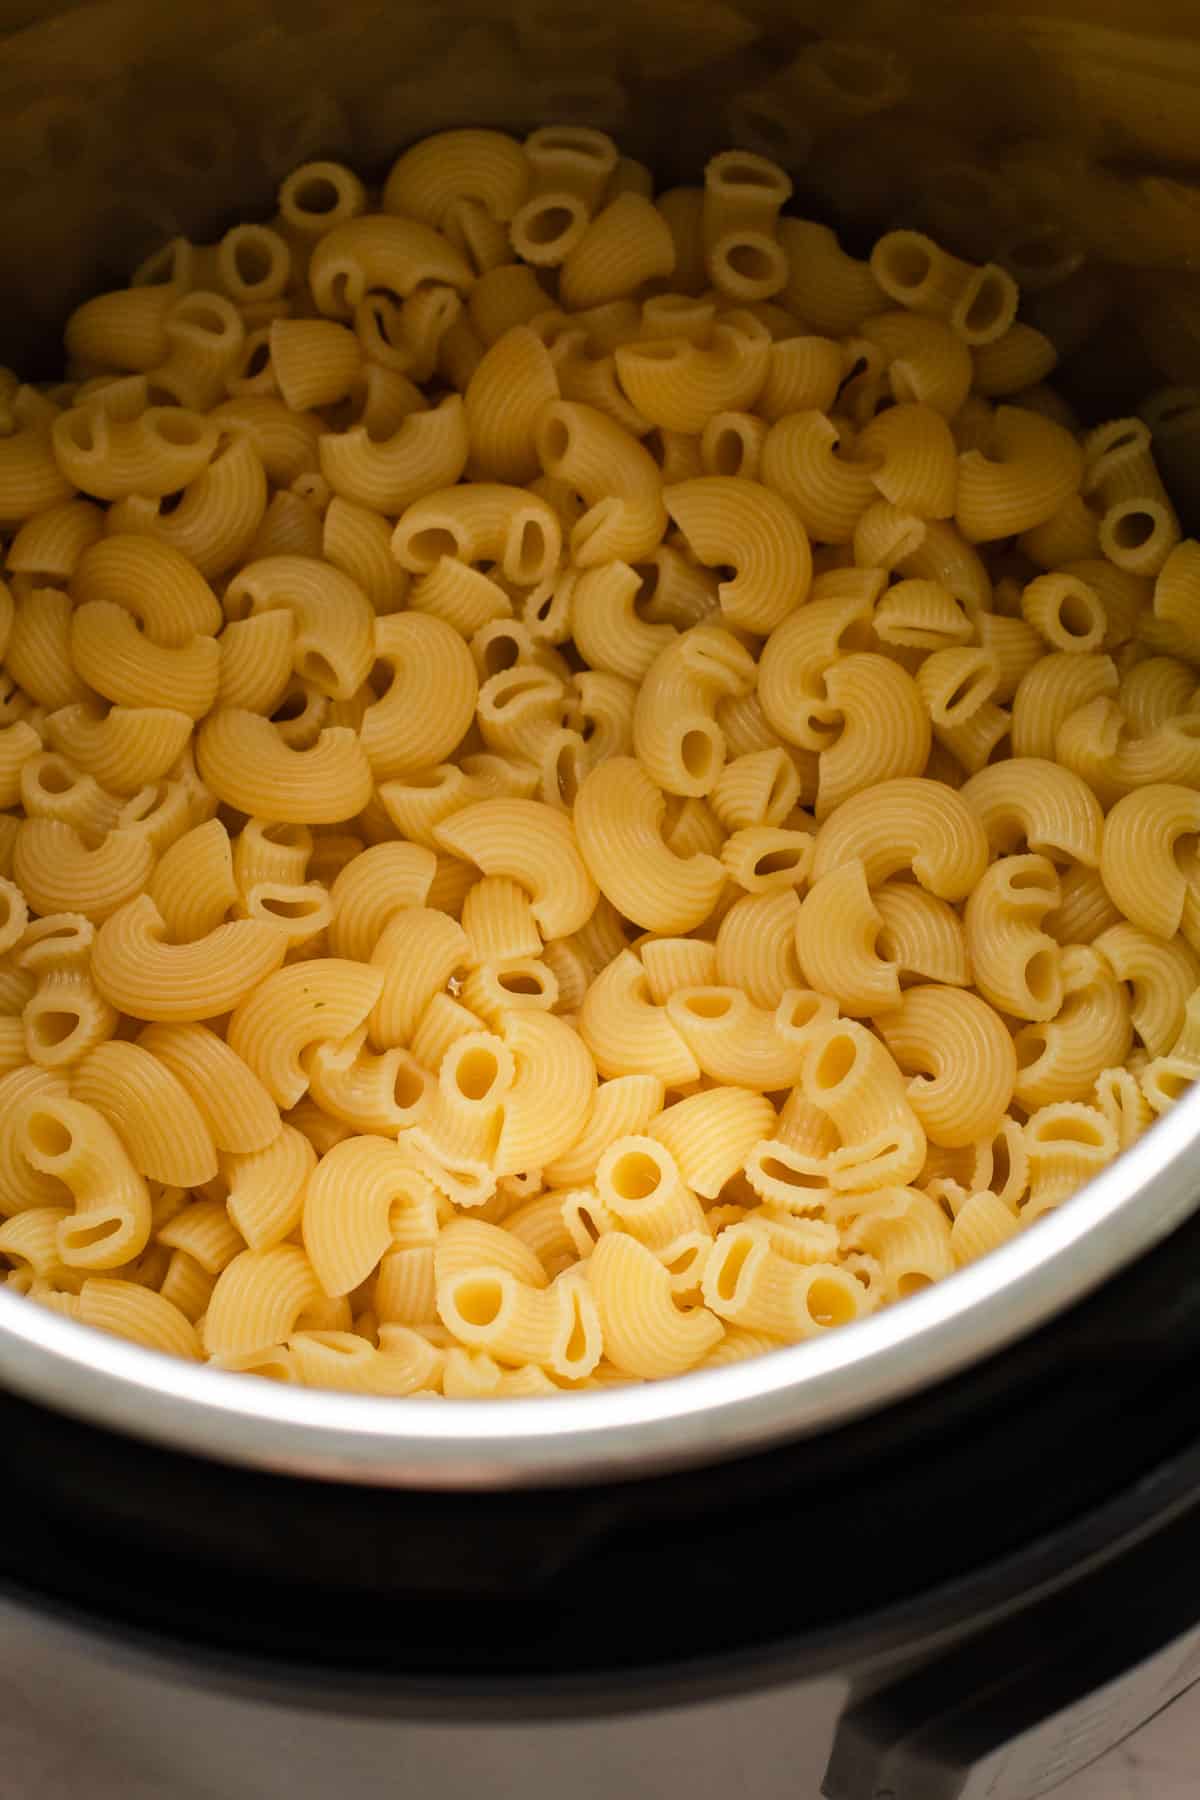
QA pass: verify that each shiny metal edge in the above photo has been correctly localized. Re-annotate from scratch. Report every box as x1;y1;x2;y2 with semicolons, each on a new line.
1;1086;1198;1491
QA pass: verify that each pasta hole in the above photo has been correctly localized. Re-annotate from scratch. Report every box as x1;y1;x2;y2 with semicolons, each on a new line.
540;416;571;463
1111;509;1155;551
481;634;521;677
233;238;274;288
455;1047;499;1101
814;1033;857;1090
806;1276;857;1327
150;411;205;447
553;740;582;806
298;649;338;689
393;1064;424;1109
609;1151;662;1201
1024;949;1058;1006
243;340;271;379
897;1272;932;1299
35;761;75;796
498;970;545;996
523;205;575;248
272;687;308;723
263;822;307;847
406;526;459;565
714;1233;754;1301
963;273;1009;336
717;158;783;191
991;1136;1012;1191
710;428;746;476
1015;1030;1046;1071
760;1156;825;1191
885;241;933;292
158;489;185;516
510;517;549;582
62;1217;124;1250
754;848;802;877
664;1242;704;1279
721;240;777;285
260;894;320;920
29;1010;81;1050
630;341;684;363
453;1275;504;1328
684;992;733;1019
783;992;822;1031
176;299;230;338
1038;1116;1105;1149
1058;591;1097;638
680;728;716;781
67;413;96;453
293;174;340;217
25;1111;73;1159
562;1290;589;1366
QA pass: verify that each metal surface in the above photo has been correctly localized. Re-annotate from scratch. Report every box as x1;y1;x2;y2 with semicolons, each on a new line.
0;1086;1198;1488
3;0;1200;1489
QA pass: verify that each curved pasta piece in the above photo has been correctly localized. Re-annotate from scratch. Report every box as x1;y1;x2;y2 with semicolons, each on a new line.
493;1009;597;1175
1010;650;1117;762
45;704;194;795
53;387;219;502
813;652;930;819
1023;1102;1117;1220
223;553;374;702
308;215;473;315
536;401;667;567
702;1226;866;1337
874;882;971;987
196;711;372;824
663;475;812;633
392;483;561;588
956;406;1085;543
964;853;1063;1022
665;987;810;1089
361;612;478;780
857;403;958;520
319;393;469;514
304;1134;433;1297
106;436;269;582
93;894;287;1022
961;757;1104;869
73;535;222;644
464;326;558;484
574;757;724;934
70;604;219;718
578;950;701;1086
614;314;770;434
795;860;900;1016
17;1094;151;1271
369;907;471;1049
1101;784;1200;943
1011;945;1133;1110
650;1087;777;1201
72;1040;218;1188
227;959;383;1110
433;800;598;940
222;1125;315;1253
328;841;437;962
811;776;989;897
203;1244;324;1358
78;1278;200;1360
0;387;78;522
588;1231;723;1378
633;623;757;797
715;888;803;1010
571;561;676;683
874;985;1016;1147
14;821;155;924
1094;922;1200;1058
801;1019;926;1192
383;129;530;225
1057;698;1200;807
136;1022;279;1154
757;579;881;749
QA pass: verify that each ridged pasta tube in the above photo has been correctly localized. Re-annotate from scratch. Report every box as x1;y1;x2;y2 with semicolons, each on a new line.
574;757;724;934
663;475;811;634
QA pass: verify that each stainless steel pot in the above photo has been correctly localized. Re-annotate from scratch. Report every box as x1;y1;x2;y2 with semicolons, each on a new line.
2;0;1200;1493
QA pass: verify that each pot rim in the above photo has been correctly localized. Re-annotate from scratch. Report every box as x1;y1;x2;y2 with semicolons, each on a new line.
1;1086;1196;1491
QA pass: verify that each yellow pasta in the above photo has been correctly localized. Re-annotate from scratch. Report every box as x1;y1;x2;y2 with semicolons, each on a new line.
0;126;1192;1399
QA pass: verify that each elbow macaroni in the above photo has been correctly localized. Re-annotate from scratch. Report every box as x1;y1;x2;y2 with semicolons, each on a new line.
0;126;1195;1397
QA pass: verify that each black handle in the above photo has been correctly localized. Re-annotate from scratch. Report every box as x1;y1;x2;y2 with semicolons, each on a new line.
824;1487;1200;1800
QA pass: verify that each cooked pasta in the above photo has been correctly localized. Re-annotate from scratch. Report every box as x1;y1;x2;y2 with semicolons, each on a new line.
0;124;1194;1397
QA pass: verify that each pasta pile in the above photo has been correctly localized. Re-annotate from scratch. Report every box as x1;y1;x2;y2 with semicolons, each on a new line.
1;128;1199;1400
